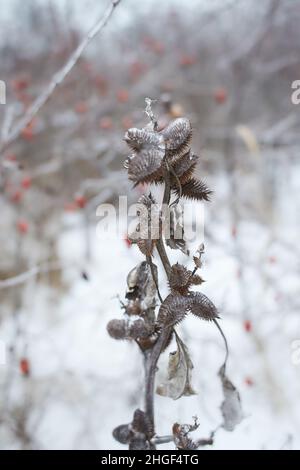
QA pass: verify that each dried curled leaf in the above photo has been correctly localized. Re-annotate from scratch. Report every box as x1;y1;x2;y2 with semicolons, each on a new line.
176;178;212;201
157;334;196;400
161;117;192;159
157;294;190;328
172;418;198;449
137;238;156;256
130;193;159;256
219;366;243;431
173;418;214;449
165;206;189;255
127;148;164;185
189;291;219;321
193;243;205;269
126;261;157;315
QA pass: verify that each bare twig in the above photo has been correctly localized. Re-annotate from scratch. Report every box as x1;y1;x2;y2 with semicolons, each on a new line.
0;261;70;289
0;0;122;155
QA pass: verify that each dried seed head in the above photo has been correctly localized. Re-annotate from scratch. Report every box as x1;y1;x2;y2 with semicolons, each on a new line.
126;300;142;316
132;408;154;436
129;437;149;450
113;424;131;444
124;128;163;152
189;292;219;321
129;319;150;339
169;263;192;294
172;152;199;185
175;178;212;201
157;294;190;327
189;274;204;285
127;148;164;185
161;117;192;159
107;319;127;340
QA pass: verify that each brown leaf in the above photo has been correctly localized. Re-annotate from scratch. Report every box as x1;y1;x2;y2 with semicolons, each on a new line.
137;238;156;256
165;206;189;255
126;261;157;312
157;334;196;400
129;194;160;256
219;366;243;431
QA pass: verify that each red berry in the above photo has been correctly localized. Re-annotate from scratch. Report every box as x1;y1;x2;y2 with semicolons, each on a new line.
17;220;29;234
6;153;17;162
231;225;237;238
20;358;30;376
12;78;29;92
94;75;108;95
268;256;277;264
121;115;133;130
116;89;129;103
152;41;164;55
75;101;88;114
214;87;228;104
124;236;132;248
21;118;36;141
21;127;34;141
11;190;23;203
179;54;197;67
130;61;147;80
21;176;32;190
81;61;93;74
74;195;87;209
99;116;113;130
245;377;254;386
64;202;77;212
244;320;252;333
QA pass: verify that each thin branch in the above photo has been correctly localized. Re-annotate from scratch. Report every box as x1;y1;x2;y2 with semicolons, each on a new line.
152;435;174;445
0;261;70;289
0;0;122;155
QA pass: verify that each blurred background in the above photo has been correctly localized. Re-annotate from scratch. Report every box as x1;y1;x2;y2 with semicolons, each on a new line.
0;0;300;450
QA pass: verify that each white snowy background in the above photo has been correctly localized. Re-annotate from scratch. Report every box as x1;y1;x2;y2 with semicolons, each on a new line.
0;0;300;450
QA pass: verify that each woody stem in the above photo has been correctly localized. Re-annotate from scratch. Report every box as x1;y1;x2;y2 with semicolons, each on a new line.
144;170;173;444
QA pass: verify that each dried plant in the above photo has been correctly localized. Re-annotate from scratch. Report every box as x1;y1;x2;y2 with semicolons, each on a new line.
107;99;242;450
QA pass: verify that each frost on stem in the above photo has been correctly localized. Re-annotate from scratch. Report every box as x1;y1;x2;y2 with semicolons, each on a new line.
108;100;243;449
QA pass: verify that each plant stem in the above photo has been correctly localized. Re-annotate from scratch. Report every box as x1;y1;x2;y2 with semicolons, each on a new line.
152;435;174;445
144;170;173;444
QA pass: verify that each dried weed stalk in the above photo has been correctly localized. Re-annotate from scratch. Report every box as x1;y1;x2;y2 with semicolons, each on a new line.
107;100;242;450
